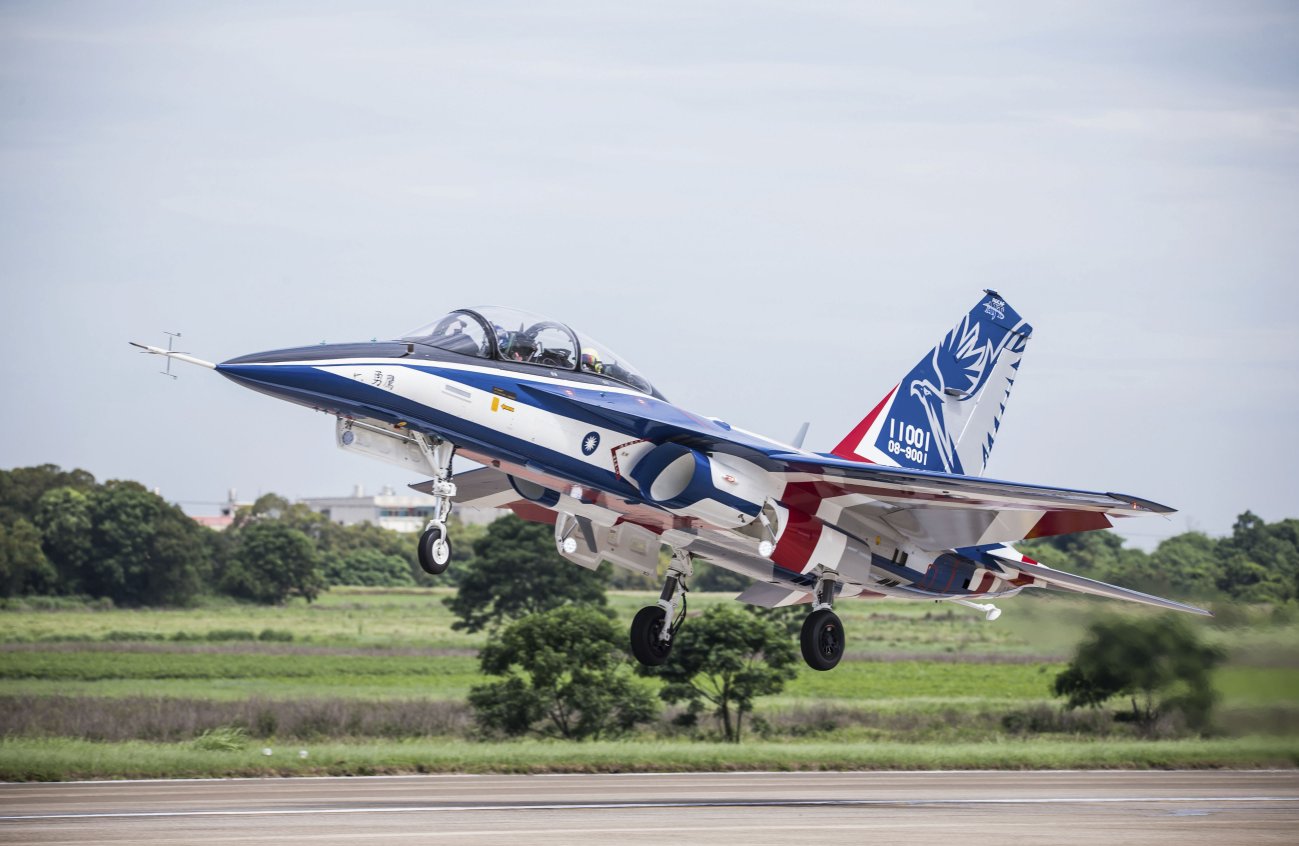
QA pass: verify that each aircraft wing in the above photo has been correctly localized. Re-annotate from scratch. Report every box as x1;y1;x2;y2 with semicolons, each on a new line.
984;552;1211;616
769;451;1173;550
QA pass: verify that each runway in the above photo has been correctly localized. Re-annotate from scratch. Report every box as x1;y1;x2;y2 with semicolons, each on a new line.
2;770;1297;845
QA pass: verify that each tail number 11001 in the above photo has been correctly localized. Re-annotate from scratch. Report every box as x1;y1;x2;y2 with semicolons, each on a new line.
887;419;931;465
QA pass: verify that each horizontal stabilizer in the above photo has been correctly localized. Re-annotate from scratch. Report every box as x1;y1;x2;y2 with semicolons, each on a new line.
991;554;1211;616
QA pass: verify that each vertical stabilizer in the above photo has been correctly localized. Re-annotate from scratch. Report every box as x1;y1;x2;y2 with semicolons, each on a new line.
831;291;1032;476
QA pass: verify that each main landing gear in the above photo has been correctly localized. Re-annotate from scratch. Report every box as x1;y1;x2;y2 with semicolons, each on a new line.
415;434;456;576
630;549;693;667
800;575;844;671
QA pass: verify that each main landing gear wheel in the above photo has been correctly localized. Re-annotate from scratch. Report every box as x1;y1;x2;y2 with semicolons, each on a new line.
630;606;673;666
800;608;845;671
418;525;452;575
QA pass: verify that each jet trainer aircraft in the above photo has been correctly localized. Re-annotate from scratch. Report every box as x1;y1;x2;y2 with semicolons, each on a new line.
132;291;1207;671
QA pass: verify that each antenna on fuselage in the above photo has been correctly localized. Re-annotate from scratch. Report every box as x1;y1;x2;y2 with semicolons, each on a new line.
158;332;183;379
130;332;213;377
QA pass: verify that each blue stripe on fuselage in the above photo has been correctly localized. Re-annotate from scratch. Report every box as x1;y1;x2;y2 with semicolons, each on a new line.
217;361;649;500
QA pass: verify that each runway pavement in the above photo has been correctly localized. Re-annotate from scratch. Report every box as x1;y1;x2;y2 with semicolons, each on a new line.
2;770;1297;845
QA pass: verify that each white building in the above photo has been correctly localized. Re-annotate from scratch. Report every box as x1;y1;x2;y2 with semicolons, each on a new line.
298;485;501;533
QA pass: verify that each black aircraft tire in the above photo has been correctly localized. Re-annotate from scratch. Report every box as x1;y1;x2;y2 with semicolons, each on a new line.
630;605;673;667
800;609;845;671
417;527;452;576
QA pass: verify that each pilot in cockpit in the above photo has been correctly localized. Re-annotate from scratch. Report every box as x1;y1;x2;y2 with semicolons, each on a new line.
496;326;537;362
580;348;603;374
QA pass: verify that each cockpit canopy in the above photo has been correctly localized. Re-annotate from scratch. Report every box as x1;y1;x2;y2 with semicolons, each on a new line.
402;307;660;398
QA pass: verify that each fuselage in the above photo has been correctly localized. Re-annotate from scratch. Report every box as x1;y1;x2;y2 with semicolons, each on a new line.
217;338;1028;606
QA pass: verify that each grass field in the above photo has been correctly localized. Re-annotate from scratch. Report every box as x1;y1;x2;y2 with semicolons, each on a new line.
0;589;1097;656
2;588;1296;779
4;736;1297;781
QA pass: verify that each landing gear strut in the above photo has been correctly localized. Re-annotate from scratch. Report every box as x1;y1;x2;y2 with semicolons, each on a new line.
415;434;456;576
800;575;844;671
631;549;693;667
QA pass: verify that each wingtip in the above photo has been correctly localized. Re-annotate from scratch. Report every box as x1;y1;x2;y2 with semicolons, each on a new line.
1108;492;1177;515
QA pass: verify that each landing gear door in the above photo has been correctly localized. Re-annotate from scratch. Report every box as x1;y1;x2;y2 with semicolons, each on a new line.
555;513;661;577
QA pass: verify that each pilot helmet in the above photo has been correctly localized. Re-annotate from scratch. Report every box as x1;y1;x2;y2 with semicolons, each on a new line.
580;348;603;373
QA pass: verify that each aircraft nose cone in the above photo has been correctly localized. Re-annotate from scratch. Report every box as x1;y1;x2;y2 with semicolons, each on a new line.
214;343;374;408
215;341;408;411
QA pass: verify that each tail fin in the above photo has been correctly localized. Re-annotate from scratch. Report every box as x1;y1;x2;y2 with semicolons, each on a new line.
831;290;1032;476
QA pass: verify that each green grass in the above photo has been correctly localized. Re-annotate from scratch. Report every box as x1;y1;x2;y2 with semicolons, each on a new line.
0;590;1098;656
3;736;1295;781
0;650;478;683
3;589;1296;780
1215;667;1299;705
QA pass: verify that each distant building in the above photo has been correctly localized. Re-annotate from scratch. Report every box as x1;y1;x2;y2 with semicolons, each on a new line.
298;484;501;533
190;485;501;534
191;489;248;532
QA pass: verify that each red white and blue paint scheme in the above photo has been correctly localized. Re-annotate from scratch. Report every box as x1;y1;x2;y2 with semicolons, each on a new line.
131;292;1207;671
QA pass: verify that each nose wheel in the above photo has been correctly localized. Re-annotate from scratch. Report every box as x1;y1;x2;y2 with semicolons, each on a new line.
418;525;452;575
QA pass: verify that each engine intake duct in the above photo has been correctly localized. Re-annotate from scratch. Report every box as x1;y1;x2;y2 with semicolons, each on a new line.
628;443;773;529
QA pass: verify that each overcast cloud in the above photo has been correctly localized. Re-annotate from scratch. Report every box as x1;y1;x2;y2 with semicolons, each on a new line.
2;1;1296;546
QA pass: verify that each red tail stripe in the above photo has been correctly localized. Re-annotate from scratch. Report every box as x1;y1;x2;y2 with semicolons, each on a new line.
831;384;896;462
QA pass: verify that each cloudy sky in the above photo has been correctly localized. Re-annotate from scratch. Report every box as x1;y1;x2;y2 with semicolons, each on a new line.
2;1;1296;547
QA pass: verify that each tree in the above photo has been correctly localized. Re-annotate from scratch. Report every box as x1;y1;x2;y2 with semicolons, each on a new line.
32;487;93;593
1215;511;1299;603
639;604;798;742
0;464;96;525
444;514;607;632
75;481;211;606
322;548;415;587
1053;614;1224;734
0;519;57;597
1146;532;1221;598
221;521;323;604
468;605;658;739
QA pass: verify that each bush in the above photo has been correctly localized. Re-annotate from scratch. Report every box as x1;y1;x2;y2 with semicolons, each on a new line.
469;605;657;740
639;605;798;743
191;726;248;751
1054;614;1224;735
220;521;323;604
322;549;415;588
445;515;607;632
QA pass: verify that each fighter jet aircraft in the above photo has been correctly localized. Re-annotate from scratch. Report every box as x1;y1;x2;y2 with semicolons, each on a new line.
131;291;1207;671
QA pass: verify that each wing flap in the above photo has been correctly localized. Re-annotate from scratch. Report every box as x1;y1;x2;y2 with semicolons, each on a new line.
774;451;1174;516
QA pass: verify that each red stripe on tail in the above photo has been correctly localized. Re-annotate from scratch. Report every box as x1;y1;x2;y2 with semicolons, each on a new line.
831;385;896;462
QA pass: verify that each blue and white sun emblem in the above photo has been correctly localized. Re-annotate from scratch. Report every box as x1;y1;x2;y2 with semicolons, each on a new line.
581;431;601;456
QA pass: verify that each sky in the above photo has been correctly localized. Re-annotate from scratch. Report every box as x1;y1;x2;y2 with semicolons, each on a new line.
1;1;1296;548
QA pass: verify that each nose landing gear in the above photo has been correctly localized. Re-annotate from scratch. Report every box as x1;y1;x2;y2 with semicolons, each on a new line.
415;434;456;576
